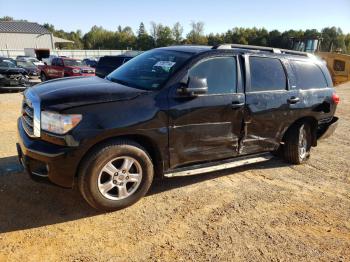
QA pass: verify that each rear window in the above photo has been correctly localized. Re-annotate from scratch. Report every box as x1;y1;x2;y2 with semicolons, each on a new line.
99;57;124;67
249;57;287;92
291;60;328;89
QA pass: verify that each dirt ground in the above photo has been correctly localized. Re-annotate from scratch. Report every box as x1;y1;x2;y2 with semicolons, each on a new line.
0;83;349;262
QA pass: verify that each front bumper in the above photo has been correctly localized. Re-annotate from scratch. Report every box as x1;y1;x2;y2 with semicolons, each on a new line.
16;118;81;187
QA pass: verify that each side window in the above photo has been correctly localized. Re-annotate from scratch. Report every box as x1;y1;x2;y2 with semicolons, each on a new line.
51;58;57;66
291;60;328;89
333;59;346;72
249;57;287;92
189;57;237;94
57;59;64;66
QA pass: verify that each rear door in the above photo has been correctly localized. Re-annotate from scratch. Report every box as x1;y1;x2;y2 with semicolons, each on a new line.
168;55;245;168
242;55;292;154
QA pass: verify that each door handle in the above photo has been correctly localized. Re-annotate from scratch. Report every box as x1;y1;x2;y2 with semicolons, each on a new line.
287;97;300;104
231;101;244;109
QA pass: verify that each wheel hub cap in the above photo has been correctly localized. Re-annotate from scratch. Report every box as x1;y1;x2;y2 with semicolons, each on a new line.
97;156;142;200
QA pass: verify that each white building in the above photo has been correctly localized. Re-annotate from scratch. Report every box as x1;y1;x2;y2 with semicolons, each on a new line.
0;21;72;50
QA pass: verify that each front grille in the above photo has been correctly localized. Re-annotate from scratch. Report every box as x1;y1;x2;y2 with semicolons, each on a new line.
21;90;41;137
22;99;34;136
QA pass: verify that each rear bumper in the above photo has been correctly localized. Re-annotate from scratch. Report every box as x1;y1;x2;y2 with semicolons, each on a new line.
16;118;80;188
318;116;339;140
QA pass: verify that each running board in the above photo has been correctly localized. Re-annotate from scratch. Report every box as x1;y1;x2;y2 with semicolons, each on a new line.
164;153;273;178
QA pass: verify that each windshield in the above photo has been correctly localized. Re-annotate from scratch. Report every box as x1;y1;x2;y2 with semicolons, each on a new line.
64;59;84;67
106;49;192;90
17;61;36;68
0;60;16;68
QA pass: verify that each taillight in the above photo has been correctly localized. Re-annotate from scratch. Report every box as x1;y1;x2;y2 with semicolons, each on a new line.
332;93;340;105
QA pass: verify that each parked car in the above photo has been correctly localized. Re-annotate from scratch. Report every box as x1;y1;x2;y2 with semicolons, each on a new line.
83;58;98;68
95;54;137;78
17;44;339;211
0;56;17;66
16;56;44;66
39;57;95;81
0;58;29;88
16;60;40;78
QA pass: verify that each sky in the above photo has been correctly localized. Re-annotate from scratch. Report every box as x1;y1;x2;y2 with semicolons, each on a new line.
0;0;349;35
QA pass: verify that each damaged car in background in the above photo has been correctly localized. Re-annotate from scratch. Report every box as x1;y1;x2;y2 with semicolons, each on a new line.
0;58;29;88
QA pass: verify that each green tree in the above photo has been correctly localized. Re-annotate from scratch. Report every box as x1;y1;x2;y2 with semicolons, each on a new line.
172;22;184;44
186;21;207;45
0;16;14;21
136;22;154;50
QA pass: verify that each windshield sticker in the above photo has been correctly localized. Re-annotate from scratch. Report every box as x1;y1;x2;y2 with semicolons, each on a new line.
153;61;176;72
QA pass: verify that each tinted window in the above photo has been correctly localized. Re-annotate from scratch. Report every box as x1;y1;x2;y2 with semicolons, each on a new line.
51;58;57;66
100;57;124;67
189;57;237;94
107;50;191;90
250;57;287;92
291;60;328;89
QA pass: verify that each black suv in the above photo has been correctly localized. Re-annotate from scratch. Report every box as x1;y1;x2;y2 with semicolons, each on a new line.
17;44;339;211
95;54;138;78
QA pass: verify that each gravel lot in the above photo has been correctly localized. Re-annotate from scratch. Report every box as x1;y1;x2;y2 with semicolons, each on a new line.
0;83;349;261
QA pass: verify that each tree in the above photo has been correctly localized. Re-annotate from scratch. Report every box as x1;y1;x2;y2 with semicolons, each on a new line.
172;22;184;44
207;33;225;46
156;25;174;47
186;21;207;45
0;16;14;21
136;22;154;50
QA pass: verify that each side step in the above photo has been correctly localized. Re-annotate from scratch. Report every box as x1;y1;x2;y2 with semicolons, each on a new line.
164;153;273;178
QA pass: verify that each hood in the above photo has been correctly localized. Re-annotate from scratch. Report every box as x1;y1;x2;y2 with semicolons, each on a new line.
0;67;27;75
29;76;148;111
65;66;94;70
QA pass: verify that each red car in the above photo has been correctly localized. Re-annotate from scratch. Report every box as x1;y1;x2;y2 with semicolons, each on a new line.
40;57;95;81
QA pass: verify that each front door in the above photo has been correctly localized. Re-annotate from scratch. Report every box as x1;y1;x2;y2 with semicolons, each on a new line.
168;55;245;169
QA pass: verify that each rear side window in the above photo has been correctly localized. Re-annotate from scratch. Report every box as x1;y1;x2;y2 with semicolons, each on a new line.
189;57;237;94
291;60;328;89
249;57;287;92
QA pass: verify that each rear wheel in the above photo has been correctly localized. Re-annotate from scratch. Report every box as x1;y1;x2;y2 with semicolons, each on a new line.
283;122;311;164
78;140;154;211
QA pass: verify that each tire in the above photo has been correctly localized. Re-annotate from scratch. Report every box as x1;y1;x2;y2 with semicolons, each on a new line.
283;122;312;164
78;139;154;211
40;72;47;82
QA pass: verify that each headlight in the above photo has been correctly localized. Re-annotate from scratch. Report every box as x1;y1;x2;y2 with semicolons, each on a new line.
41;111;82;134
72;69;80;74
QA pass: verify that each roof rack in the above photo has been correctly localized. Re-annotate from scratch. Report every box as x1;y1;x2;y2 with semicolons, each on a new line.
212;44;313;58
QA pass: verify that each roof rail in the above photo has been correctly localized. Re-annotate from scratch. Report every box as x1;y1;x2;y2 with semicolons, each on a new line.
212;44;311;57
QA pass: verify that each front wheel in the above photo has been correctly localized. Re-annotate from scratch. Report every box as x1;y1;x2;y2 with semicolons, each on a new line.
283;122;312;164
78;140;154;211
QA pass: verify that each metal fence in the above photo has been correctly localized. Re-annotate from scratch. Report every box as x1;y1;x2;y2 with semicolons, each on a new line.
0;49;130;59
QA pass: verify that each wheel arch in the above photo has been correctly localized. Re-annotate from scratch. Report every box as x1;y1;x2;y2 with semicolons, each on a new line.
281;116;318;147
76;134;165;180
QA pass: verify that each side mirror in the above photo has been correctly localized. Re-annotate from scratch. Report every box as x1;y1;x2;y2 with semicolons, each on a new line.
178;76;208;96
